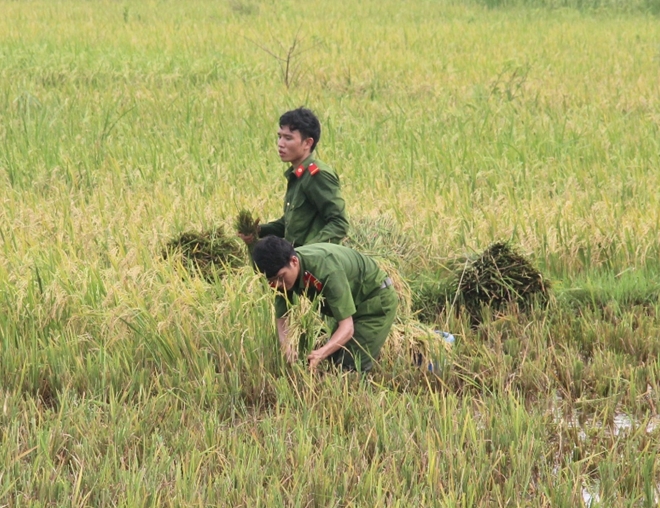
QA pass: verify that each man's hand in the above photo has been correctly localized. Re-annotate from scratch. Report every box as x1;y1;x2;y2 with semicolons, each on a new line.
237;220;260;245
237;232;255;244
307;317;354;372
307;348;326;372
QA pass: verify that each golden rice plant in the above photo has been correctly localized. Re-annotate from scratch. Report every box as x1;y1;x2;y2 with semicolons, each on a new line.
377;259;453;369
282;294;328;359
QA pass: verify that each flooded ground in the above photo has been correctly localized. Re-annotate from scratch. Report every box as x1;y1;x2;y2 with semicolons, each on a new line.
561;412;660;506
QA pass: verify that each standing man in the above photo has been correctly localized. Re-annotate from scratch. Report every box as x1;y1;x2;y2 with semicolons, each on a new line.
252;235;398;372
238;107;349;247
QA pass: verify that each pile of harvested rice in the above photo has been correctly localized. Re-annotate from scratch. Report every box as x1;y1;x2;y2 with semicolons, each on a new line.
162;226;244;281
454;241;551;324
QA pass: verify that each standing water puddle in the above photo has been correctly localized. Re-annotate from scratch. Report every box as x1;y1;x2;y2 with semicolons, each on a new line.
557;412;660;506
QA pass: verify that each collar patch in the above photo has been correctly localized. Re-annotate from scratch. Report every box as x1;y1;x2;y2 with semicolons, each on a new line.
293;163;320;178
303;271;323;292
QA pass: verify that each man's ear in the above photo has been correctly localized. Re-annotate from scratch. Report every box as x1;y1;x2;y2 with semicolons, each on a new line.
289;255;300;268
302;136;314;151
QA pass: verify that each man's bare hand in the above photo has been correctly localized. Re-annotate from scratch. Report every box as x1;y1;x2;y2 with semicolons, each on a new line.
237;220;260;245
307;349;326;372
237;232;255;245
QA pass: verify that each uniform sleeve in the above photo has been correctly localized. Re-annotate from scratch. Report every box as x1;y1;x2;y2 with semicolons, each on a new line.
259;216;285;239
321;271;356;321
303;171;349;244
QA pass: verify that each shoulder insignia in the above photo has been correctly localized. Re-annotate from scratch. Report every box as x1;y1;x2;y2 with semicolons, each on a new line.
308;163;320;175
303;271;323;292
294;165;305;178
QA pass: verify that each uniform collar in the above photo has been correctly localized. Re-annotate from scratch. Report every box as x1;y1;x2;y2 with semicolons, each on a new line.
284;153;315;179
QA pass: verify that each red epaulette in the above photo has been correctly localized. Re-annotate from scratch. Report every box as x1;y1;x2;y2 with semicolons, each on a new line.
294;163;320;178
303;271;323;292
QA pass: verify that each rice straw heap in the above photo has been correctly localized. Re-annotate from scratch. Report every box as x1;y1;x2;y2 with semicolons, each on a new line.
455;241;551;325
163;226;244;282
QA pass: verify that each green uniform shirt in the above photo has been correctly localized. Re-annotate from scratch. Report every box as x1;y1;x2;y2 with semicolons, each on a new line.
259;155;349;247
275;243;387;320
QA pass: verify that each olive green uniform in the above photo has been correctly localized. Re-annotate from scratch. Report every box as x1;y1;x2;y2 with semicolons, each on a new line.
275;243;398;371
259;155;349;247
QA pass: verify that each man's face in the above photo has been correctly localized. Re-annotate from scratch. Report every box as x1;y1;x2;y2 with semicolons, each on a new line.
267;255;300;292
277;125;313;165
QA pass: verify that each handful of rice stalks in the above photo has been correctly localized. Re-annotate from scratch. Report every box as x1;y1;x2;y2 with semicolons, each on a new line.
234;209;260;238
455;241;550;324
163;226;244;281
283;295;328;359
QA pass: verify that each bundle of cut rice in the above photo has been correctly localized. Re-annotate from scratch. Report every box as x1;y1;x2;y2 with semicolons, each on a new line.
454;241;550;324
234;209;260;238
163;226;244;281
282;295;327;359
381;318;453;371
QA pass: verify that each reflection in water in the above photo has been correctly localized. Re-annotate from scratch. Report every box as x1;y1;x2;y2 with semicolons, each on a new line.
566;413;659;507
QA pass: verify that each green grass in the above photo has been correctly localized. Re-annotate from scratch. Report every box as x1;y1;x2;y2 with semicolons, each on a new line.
1;0;660;505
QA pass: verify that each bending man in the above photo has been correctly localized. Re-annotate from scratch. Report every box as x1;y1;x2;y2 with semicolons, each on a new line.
252;236;397;372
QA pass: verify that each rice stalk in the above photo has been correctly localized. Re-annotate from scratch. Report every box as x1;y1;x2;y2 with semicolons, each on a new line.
282;295;327;359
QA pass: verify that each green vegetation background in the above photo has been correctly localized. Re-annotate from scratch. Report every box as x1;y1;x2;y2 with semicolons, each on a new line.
1;0;659;505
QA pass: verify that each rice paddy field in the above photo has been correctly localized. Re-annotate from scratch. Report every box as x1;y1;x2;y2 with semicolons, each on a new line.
1;0;660;505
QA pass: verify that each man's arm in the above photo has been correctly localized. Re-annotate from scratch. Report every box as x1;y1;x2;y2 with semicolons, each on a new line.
276;317;298;363
307;316;354;371
304;172;349;244
259;216;286;238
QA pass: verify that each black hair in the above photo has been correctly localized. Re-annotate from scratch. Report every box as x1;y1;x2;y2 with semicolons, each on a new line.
252;236;297;279
279;107;321;152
